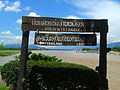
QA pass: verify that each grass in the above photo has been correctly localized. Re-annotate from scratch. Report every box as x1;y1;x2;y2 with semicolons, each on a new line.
0;83;10;90
82;49;99;53
0;50;20;56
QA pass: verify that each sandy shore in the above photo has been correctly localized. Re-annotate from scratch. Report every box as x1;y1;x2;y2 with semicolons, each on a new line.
32;50;120;90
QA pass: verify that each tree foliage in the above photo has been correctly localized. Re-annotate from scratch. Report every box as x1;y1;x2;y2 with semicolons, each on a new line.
0;43;4;49
112;46;120;52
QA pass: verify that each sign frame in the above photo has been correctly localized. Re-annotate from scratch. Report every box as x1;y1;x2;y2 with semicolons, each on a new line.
18;16;109;90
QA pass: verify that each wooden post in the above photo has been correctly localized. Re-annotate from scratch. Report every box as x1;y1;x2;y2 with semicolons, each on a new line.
99;32;108;90
98;20;108;90
17;30;30;90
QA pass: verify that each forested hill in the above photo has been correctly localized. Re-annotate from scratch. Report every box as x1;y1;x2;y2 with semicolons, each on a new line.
3;42;120;50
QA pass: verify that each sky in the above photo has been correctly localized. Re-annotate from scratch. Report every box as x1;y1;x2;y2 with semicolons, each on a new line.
0;0;120;45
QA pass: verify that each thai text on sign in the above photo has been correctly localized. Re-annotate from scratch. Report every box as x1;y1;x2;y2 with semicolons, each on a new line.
34;33;97;46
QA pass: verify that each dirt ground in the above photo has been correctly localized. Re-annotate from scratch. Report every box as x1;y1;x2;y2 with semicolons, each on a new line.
33;50;120;90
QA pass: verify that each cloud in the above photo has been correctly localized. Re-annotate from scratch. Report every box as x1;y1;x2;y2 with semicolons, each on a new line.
0;29;35;45
4;1;9;5
64;15;80;19
64;0;120;43
1;1;31;13
16;19;22;24
107;33;120;43
0;1;5;9
15;27;21;30
0;35;22;44
23;6;31;11
4;1;22;12
28;12;40;17
16;12;40;24
0;34;35;45
0;31;12;35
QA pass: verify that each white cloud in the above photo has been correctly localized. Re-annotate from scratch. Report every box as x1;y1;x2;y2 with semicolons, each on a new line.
0;1;5;9
4;1;22;12
0;31;36;44
16;19;22;24
0;35;22;44
107;33;120;43
28;12;40;17
1;1;30;12
0;34;35;45
15;27;21;30
0;31;12;35
0;40;5;44
16;12;40;24
64;15;80;19
15;36;22;40
23;6;31;11
4;1;9;5
64;0;120;43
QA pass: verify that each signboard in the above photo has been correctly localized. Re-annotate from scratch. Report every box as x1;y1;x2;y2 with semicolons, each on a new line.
34;33;96;46
22;16;108;32
19;16;108;90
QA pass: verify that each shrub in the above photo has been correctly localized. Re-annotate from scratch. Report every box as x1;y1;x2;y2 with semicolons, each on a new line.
0;43;4;49
1;53;101;90
29;53;39;60
1;60;19;87
0;83;10;90
28;63;100;90
0;65;3;72
29;53;62;62
112;46;120;52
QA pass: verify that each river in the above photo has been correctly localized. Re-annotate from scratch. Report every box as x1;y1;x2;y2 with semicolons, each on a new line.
0;53;20;66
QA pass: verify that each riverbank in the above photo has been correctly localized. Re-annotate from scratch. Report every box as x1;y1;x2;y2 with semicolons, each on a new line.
77;50;120;56
0;50;120;90
0;53;20;66
0;50;20;56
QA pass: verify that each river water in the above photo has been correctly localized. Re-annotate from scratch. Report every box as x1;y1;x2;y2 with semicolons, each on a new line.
0;50;120;66
0;53;20;66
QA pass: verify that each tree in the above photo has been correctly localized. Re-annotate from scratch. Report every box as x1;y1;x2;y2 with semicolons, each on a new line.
112;46;120;52
0;43;4;49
